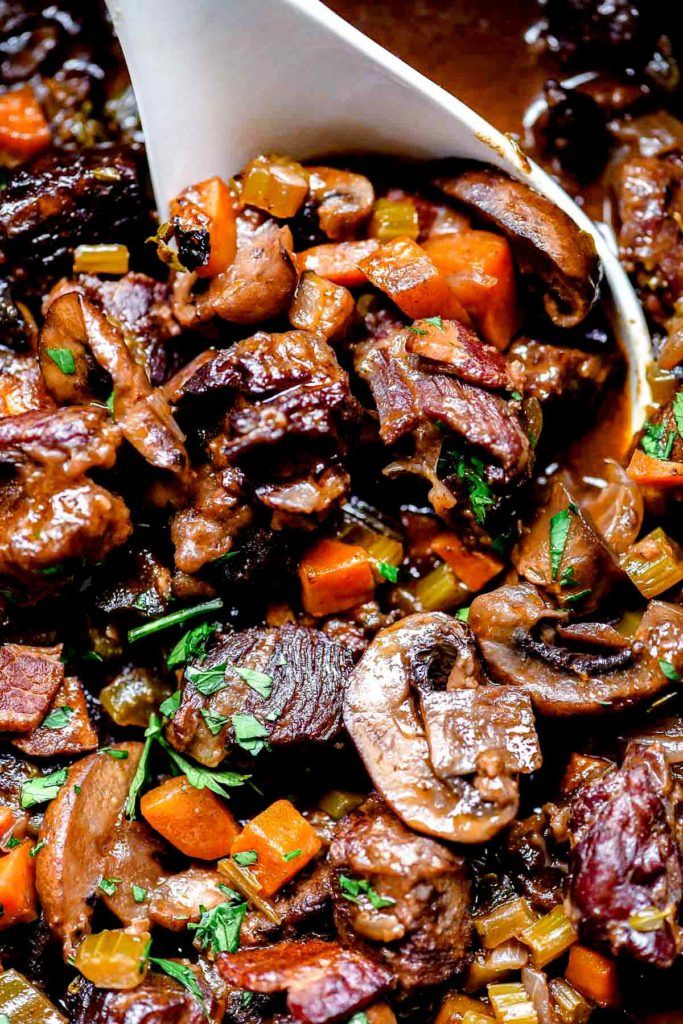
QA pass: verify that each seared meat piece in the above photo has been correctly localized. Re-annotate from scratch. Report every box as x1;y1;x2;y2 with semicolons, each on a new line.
255;458;349;529
12;675;97;757
470;583;683;714
49;272;182;385
0;347;54;419
355;330;529;474
0;403;120;474
329;794;471;991
35;742;143;957
217;939;393;1024
241;861;334;946
72;971;219;1024
168;625;352;767
513;479;628;609
615;153;683;320
568;742;683;966
101;819;227;930
506;810;567;912
171;465;252;574
173;218;297;327
93;545;172;619
435;167;600;327
0;148;143;287
0;643;63;732
406;318;514;390
508;338;612;407
344;613;541;842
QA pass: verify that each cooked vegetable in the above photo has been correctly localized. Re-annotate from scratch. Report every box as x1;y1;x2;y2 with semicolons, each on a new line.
241;155;309;218
548;979;592;1024
299;538;375;617
217;858;281;924
436;994;494;1024
188;886;247;954
626;449;683;486
369;198;420;242
0;969;66;1023
289;271;355;339
466;941;530;991
0;841;37;930
474;897;537;949
229;799;322;896
170;175;237;276
413;562;470;611
140;775;240;859
74;929;150;990
319;789;365;820
422;230;519;348
73;244;130;275
487;982;538;1024
620;527;683;598
296;238;380;286
0;85;51;160
520;905;578;968
358;236;471;321
431;533;503;592
100;668;173;728
564;945;619;1007
128;598;224;643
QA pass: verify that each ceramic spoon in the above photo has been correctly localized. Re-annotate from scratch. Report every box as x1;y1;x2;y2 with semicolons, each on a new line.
106;0;651;436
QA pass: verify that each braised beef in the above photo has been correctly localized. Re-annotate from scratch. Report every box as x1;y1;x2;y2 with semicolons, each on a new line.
568;742;683;966
329;794;471;990
167;625;353;767
0;347;54;419
71;971;219;1024
508;337;612;408
12;674;97;756
241;862;334;947
0;642;63;732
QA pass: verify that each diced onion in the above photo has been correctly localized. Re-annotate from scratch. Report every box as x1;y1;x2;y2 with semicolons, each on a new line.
73;244;130;275
628;904;674;932
74;930;150;990
488;982;539;1024
466;940;529;992
462;1013;496;1024
520;905;578;968
475;898;538;949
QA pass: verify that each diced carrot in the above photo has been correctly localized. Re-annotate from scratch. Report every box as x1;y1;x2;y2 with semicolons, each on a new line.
241;155;309;219
431;533;503;592
229;799;322;897
296;239;380;287
0;805;15;841
299;538;375;617
170;176;237;278
140;775;240;860
422;231;519;349
0;85;51;160
357;236;470;322
289;271;355;339
565;945;619;1007
626;448;683;487
0;840;38;929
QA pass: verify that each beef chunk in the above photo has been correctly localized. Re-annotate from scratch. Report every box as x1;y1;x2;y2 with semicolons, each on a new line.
0;348;55;419
0;148;144;289
568;742;683;966
329;794;471;991
217;939;393;1024
0;643;63;732
12;674;97;757
171;465;252;574
71;971;218;1024
241;861;334;947
508;338;612;407
167;625;353;767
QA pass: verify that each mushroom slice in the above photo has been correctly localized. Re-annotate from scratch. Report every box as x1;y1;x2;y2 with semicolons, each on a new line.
35;742;143;958
306;166;375;239
343;613;541;843
469;583;683;715
40;292;191;488
435;167;601;327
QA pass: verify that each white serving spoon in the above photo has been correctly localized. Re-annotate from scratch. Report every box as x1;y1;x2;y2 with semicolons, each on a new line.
106;0;651;437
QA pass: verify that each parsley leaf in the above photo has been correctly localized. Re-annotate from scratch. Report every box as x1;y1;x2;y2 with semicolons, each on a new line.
159;690;182;718
20;768;68;810
46;348;76;375
232;713;270;756
213;549;240;565
29;839;46;857
235;666;272;699
674;392;683;439
339;873;395;910
149;957;206;1014
100;747;129;760
439;444;495;525
660;659;681;682
132;884;148;903
5;837;21;849
167;621;217;669
99;877;121;896
201;709;231;736
561;588;591;607
187;662;228;696
408;323;427;335
422;315;444;329
377;561;399;583
41;705;73;730
283;849;302;862
549;506;574;581
560;565;577;588
641;421;675;460
455;606;470;621
188;895;247;954
349;1015;369;1024
128;598;223;644
125;714;162;818
158;736;249;799
233;850;258;866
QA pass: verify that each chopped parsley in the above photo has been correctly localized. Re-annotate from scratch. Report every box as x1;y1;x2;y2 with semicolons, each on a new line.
46;347;76;375
422;315;444;329
159;690;182;718
283;849;302;862
674;392;683;438
41;705;73;731
232;713;270;757
549;505;575;581
20;768;68;810
186;661;228;696
128;598;223;644
149;957;206;1015
560;565;577;588
659;659;681;682
408;323;427;336
641;421;675;461
125;714;162;818
5;837;21;850
339;874;396;910
235;666;272;699
561;588;591;607
29;839;46;857
100;747;129;760
348;1015;370;1024
377;561;399;583
188;890;247;954
511;390;523;401
201;709;231;736
233;850;258;866
132;884;148;903
438;444;495;525
158;735;249;799
167;621;218;669
213;549;240;565
455;606;470;621
106;389;115;415
98;877;121;896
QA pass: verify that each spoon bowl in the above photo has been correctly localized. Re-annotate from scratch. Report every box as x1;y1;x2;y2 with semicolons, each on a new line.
106;0;651;436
